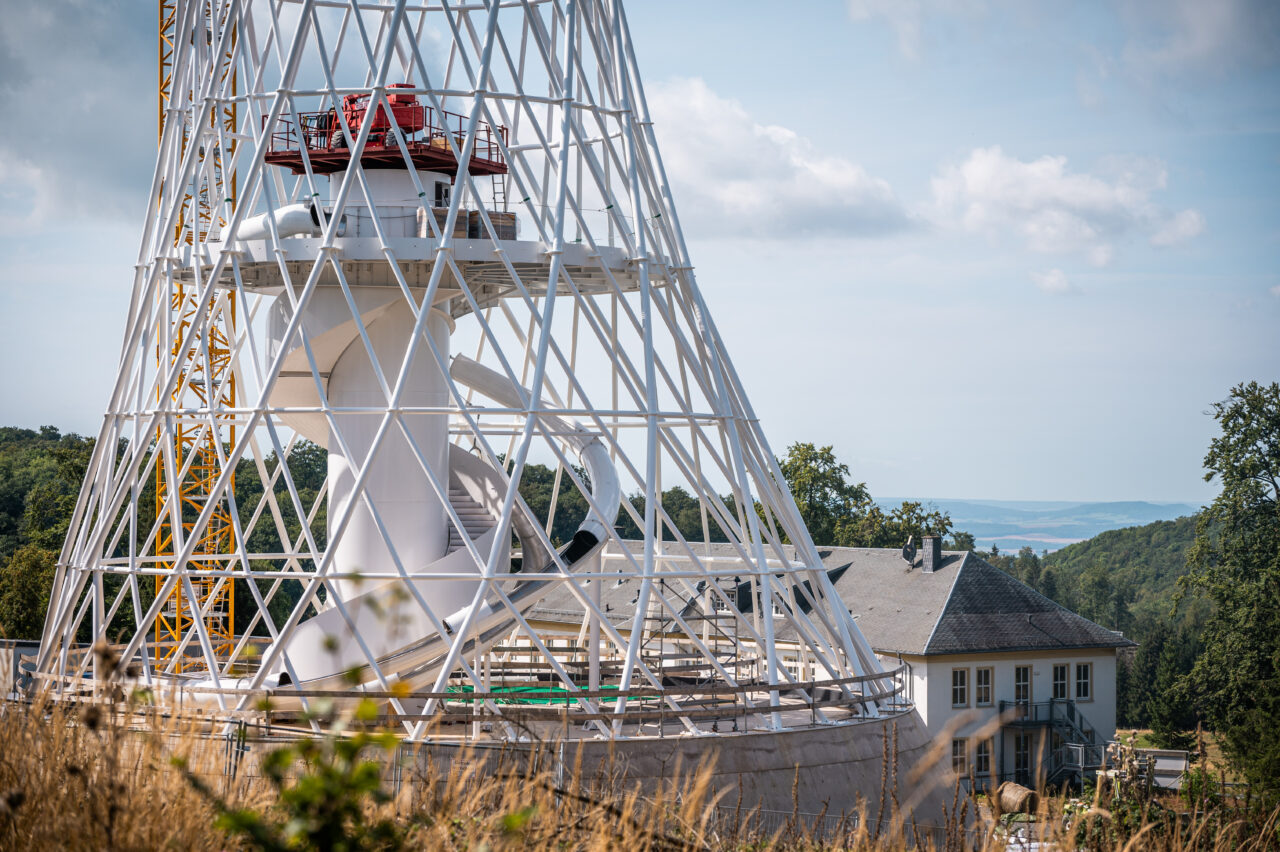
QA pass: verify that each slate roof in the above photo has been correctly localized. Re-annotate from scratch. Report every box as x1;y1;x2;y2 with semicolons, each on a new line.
815;548;1135;656
526;543;1134;657
779;547;961;654
914;555;1136;655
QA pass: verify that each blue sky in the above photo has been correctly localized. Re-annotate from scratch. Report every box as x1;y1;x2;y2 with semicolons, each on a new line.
0;1;1276;504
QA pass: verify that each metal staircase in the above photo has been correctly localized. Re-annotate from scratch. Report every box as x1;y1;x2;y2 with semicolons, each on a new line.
1001;699;1107;789
446;485;496;553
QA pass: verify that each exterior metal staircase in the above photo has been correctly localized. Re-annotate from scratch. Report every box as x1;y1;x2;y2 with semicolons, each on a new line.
446;485;496;553
1001;699;1107;789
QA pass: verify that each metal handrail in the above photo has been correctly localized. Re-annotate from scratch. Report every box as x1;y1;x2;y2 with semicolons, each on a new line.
995;699;1108;785
32;662;908;716
998;698;1100;744
264;105;507;167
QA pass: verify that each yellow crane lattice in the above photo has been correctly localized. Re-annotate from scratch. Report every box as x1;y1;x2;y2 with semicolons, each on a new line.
154;0;237;672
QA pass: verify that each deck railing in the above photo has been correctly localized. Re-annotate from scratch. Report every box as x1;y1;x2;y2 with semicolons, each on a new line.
264;105;507;169
999;698;1101;745
32;653;910;735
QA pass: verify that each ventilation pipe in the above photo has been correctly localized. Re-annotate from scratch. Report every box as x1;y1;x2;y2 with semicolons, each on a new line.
235;201;344;241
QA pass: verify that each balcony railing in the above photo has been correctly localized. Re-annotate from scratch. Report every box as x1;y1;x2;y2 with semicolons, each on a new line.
999;698;1100;745
263;105;508;176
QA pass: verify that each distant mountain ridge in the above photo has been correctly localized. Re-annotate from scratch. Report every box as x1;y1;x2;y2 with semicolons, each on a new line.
878;498;1199;552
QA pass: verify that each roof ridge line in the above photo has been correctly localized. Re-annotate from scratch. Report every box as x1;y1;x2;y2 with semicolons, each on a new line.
922;551;968;654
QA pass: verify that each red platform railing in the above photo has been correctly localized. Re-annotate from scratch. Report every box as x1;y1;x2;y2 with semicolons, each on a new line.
263;103;507;175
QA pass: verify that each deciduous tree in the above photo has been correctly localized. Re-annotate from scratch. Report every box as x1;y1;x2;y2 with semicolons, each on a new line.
775;443;957;548
777;443;868;547
1178;381;1280;798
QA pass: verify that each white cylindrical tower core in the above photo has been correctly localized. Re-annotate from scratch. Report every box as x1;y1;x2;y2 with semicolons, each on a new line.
327;301;452;601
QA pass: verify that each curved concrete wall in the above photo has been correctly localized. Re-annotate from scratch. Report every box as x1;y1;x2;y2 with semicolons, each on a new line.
403;711;958;841
568;712;955;834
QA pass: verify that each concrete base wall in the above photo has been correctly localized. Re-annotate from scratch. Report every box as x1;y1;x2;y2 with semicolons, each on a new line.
411;710;957;839
573;711;955;834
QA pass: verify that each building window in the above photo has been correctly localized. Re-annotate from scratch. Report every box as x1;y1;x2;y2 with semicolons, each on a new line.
434;180;451;208
951;668;968;707
1076;663;1092;701
1053;663;1069;700
952;738;967;774
1014;665;1031;704
710;593;729;613
975;739;991;776
975;667;993;706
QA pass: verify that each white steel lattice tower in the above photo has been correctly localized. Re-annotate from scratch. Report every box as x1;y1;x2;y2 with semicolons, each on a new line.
37;0;915;756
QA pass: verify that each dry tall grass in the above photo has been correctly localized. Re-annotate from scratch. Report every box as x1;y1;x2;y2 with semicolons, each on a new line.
0;694;231;850
0;689;1277;851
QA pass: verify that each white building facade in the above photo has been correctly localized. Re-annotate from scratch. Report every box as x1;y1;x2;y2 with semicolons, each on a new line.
820;535;1133;790
889;648;1120;788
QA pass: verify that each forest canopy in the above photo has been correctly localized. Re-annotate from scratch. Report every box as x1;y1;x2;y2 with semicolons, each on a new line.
0;430;964;642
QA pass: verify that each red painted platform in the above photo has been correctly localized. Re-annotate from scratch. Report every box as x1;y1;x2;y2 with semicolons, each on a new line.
264;104;507;177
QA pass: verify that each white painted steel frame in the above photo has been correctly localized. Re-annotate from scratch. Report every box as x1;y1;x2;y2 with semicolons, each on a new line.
37;0;893;740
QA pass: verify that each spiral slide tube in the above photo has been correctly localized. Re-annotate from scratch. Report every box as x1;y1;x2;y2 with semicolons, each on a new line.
234;350;621;697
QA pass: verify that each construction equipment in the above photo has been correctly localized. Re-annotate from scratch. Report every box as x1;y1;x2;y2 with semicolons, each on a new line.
153;0;237;671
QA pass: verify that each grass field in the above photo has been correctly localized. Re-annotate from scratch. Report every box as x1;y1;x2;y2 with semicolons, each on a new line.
1115;727;1242;782
1;691;1276;851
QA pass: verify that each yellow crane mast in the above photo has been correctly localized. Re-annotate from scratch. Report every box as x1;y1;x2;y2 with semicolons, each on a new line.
155;0;237;671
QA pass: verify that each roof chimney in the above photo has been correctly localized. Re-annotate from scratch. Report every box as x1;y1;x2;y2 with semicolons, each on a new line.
921;535;942;574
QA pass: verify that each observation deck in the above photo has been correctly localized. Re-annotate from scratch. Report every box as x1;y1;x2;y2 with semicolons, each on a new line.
263;96;508;176
189;234;651;320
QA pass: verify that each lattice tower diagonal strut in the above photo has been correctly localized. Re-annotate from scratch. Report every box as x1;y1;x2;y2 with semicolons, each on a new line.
36;0;906;741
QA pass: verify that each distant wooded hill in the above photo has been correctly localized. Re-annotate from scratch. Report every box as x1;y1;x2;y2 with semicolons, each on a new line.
976;512;1202;637
1041;514;1201;628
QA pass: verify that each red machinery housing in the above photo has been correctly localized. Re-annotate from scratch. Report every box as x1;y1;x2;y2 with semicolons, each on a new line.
342;84;427;136
264;84;507;176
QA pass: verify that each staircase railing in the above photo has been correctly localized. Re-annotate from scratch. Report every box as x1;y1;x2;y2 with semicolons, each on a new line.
1052;699;1100;745
999;698;1107;786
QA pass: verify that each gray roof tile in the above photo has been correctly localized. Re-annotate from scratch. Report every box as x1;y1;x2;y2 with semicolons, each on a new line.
922;555;1135;654
526;543;1134;657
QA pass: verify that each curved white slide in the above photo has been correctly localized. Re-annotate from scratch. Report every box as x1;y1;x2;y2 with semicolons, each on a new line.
249;340;620;694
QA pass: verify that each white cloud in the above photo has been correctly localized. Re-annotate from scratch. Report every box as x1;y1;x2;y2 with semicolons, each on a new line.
0;158;47;229
930;146;1204;265
648;78;909;239
1032;268;1074;294
1150;209;1206;247
0;2;153;227
1120;0;1280;80
846;0;925;59
845;0;984;60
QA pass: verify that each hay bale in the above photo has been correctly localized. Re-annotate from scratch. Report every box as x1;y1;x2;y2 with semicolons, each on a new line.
995;781;1038;815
